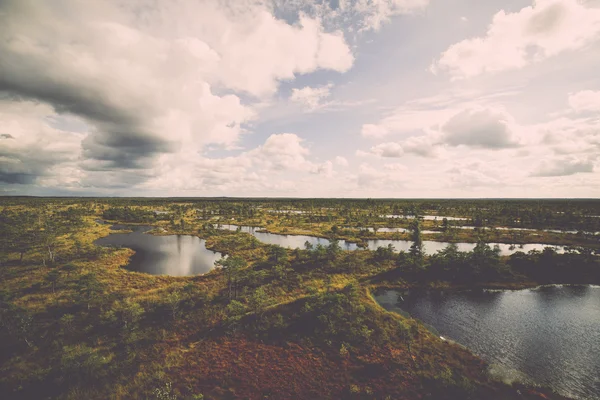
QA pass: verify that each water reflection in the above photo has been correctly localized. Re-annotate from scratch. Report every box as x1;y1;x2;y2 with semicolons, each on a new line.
94;225;223;276
218;225;566;256
374;286;600;400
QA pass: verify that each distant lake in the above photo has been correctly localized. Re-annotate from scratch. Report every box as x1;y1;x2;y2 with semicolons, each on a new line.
374;286;600;400
94;224;223;276
380;215;468;221
218;225;565;255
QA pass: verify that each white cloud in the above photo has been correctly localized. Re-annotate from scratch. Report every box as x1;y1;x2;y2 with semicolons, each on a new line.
357;88;512;139
367;135;440;158
532;157;595;177
441;107;522;149
142;132;334;192
311;160;335;177
335;156;349;166
250;133;312;171
432;0;600;79
2;0;599;198
369;142;404;157
363;102;525;159
355;87;600;194
212;13;354;96
402;135;440;157
290;84;334;110
568;90;600;113
361;123;390;138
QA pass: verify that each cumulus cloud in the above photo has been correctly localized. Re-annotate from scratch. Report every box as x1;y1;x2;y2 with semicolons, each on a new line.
441;108;521;149
142;152;255;192
359;88;523;139
0;0;354;188
335;156;349;167
402;135;439;157
311;161;335;178
532;157;595;177
568;90;600;113
3;0;599;198
290;84;334;110
140;132;335;193
363;105;524;159
367;135;439;158
369;142;404;157
432;0;600;79
249;133;312;171
356;88;600;192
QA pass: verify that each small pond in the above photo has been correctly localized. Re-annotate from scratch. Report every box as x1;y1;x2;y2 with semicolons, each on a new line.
94;224;223;276
373;286;600;400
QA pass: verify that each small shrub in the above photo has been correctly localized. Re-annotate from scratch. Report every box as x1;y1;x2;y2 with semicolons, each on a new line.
154;382;177;400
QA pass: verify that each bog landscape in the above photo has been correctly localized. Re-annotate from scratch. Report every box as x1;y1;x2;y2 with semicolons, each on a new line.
2;0;600;399
1;198;599;399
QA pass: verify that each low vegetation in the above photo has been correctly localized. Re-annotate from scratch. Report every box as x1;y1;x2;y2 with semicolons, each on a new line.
2;197;596;399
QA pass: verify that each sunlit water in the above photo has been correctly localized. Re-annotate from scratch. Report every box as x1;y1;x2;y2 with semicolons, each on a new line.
374;286;600;400
94;225;223;276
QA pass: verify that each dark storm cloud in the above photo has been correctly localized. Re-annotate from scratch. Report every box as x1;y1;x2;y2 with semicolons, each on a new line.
1;134;15;139
0;144;67;185
0;0;173;171
81;128;173;171
0;172;38;185
0;63;172;169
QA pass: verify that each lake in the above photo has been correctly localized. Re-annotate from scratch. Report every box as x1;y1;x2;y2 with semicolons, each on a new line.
94;224;223;276
344;227;439;234
373;286;600;400
380;215;468;221
218;225;565;255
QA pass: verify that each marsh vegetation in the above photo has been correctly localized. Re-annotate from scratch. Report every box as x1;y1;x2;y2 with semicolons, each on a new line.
1;197;598;399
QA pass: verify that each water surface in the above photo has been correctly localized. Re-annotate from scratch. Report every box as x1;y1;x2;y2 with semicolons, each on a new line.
380;215;468;221
218;225;565;255
94;224;223;276
374;286;600;400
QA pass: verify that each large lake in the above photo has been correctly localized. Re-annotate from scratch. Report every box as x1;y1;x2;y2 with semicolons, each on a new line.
374;286;600;400
94;224;223;276
219;225;565;256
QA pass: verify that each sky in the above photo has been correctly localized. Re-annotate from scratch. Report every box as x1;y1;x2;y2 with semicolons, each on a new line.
1;0;600;198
